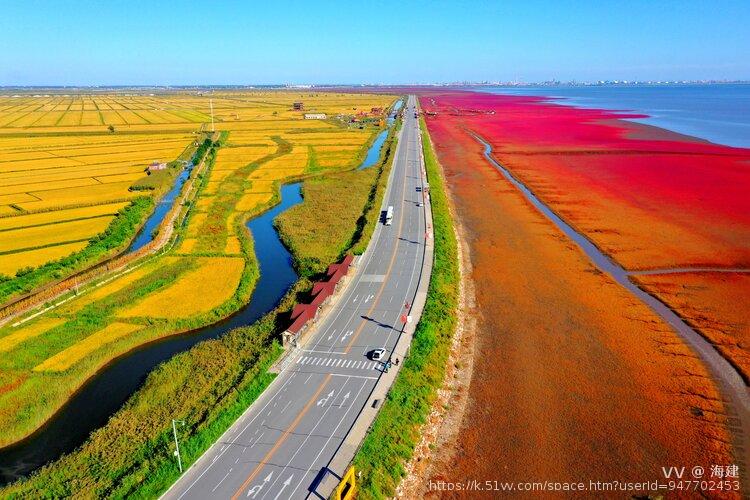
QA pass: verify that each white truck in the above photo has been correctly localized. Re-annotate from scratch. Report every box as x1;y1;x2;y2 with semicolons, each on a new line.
385;205;394;225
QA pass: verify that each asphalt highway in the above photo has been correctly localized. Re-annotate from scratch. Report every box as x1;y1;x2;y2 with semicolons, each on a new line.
163;95;428;500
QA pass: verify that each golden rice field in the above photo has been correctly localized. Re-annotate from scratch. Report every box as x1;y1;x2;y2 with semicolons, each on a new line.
0;242;89;277
33;322;142;372
0;127;196;278
0;317;65;354
56;263;157;315
0;90;397;447
118;257;245;319
0;216;114;254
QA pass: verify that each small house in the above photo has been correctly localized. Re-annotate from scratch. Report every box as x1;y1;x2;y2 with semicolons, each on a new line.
148;161;168;172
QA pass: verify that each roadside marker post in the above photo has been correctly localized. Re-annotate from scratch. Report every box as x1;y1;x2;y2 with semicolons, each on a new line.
172;419;185;473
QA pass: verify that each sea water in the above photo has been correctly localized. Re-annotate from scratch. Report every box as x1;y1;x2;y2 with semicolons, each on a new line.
477;84;750;149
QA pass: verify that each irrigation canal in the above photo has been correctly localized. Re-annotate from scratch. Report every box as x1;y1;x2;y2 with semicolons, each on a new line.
127;163;194;253
0;114;399;484
0;184;302;484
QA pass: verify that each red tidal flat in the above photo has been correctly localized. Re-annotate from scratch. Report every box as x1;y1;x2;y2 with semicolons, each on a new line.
420;92;750;270
417;91;738;498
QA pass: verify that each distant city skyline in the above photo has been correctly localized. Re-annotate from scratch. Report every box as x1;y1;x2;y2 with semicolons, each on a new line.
1;0;749;85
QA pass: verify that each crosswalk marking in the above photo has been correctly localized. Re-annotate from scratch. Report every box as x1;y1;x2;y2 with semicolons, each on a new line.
295;355;381;371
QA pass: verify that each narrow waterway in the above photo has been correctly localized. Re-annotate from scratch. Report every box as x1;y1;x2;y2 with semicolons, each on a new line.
628;267;750;276
358;129;388;170
473;133;750;477
0;99;403;484
357;99;402;171
128;164;193;252
0;183;302;485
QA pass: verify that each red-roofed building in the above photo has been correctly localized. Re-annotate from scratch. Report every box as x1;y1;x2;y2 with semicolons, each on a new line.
285;304;317;343
290;303;314;322
310;284;333;308
312;281;338;298
326;254;354;280
282;254;356;347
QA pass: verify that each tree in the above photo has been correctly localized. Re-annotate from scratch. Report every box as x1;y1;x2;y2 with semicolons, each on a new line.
108;124;115;133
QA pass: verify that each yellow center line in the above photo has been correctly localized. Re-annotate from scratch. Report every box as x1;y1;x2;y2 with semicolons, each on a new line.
231;373;333;500
343;121;413;354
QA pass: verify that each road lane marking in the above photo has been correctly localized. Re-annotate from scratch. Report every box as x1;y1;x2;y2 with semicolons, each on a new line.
173;372;301;499
259;378;351;499
250;432;264;449
246;471;273;498
271;475;293;500
343;139;411;354
230;374;332;500
339;330;353;343
286;379;370;498
328;372;378;380
212;468;233;492
169;101;426;500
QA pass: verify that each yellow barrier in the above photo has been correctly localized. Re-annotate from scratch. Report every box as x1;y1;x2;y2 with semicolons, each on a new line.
336;467;356;500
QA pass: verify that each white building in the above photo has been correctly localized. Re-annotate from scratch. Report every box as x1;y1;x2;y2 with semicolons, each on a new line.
148;161;168;172
304;113;327;120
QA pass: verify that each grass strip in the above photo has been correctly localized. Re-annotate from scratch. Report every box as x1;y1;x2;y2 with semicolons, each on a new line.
351;116;459;499
0;281;305;499
350;123;399;255
276;115;401;276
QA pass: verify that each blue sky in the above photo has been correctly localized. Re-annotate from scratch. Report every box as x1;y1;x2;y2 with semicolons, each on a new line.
1;0;749;85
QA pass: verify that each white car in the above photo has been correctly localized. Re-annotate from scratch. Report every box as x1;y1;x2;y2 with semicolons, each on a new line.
369;348;386;361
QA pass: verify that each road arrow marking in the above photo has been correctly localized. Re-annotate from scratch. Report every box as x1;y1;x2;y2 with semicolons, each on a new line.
339;391;350;408
272;475;294;500
247;471;273;497
340;330;353;342
317;390;334;407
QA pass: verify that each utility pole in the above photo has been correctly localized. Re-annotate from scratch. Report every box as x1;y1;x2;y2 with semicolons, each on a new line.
172;419;185;473
209;98;215;132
